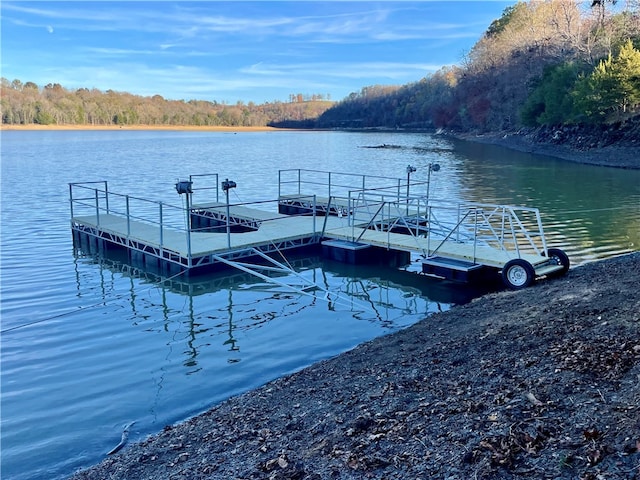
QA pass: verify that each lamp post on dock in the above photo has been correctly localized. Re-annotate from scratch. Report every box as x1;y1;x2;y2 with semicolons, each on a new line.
426;163;440;202
406;165;416;214
175;180;194;228
175;180;194;265
222;178;237;248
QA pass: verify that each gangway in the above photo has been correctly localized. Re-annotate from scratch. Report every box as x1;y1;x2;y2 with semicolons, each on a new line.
319;189;569;289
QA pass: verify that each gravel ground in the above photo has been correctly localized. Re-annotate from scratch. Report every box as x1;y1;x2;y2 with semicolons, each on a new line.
70;252;640;480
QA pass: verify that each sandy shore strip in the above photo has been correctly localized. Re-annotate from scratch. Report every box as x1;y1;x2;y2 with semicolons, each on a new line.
0;124;282;132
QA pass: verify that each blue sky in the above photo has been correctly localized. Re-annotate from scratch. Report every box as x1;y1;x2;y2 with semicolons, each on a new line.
1;1;515;104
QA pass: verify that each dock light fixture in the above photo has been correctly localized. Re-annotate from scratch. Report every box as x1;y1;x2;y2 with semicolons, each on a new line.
222;179;237;248
222;179;237;192
175;180;193;195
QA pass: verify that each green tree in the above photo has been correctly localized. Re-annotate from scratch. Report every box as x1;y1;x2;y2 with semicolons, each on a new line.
521;62;583;125
572;40;640;122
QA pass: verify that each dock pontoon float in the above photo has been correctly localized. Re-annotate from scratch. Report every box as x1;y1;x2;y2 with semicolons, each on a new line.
69;169;569;290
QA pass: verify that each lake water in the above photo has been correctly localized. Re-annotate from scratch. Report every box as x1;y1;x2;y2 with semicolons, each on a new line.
1;130;638;480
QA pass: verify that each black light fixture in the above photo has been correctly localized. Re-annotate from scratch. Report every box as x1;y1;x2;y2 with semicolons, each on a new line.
175;180;193;195
222;179;236;192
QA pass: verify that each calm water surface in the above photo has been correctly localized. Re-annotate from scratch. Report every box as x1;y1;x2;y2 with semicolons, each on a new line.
1;130;638;480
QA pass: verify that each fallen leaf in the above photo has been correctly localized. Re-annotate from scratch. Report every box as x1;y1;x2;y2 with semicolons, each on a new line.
525;392;544;406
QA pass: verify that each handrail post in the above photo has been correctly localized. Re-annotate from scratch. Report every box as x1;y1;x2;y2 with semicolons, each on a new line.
104;181;109;214
297;169;301;195
126;195;131;237
473;209;478;263
313;195;317;236
95;189;100;225
159;202;164;247
427;205;431;255
69;184;74;219
187;210;192;267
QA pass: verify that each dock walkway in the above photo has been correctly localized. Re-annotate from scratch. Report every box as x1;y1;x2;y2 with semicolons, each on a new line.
72;211;350;260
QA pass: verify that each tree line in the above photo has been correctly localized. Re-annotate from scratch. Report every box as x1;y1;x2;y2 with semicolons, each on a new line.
0;81;333;127
2;1;639;132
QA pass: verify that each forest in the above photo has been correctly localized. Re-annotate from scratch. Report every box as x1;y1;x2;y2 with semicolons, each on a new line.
0;83;332;128
315;0;640;131
2;0;639;133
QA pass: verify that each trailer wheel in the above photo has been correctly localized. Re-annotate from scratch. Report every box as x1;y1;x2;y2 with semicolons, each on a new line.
547;248;570;276
502;259;535;290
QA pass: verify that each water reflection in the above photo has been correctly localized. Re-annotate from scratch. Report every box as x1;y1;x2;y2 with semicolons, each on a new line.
446;138;640;264
72;247;493;375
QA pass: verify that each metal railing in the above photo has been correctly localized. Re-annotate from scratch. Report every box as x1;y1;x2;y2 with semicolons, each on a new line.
334;189;549;262
69;181;193;261
278;168;430;203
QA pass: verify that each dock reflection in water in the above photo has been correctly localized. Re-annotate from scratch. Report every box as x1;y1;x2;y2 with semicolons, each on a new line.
73;247;488;374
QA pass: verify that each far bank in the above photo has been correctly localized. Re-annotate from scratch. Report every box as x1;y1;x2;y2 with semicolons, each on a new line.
3;122;638;169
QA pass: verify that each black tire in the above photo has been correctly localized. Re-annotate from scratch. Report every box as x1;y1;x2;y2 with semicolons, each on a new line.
501;259;535;290
547;248;570;276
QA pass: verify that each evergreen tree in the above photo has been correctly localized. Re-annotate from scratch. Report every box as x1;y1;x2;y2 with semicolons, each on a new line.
572;40;640;122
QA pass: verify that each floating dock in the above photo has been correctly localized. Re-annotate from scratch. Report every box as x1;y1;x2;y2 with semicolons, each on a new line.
70;169;569;289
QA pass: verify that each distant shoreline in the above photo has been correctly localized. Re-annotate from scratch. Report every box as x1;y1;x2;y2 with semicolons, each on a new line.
4;123;638;169
0;124;282;132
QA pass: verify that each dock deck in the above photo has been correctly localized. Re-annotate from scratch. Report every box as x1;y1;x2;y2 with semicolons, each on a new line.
73;212;349;259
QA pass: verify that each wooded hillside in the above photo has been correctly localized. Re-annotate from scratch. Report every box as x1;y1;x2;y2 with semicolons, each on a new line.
2;1;639;133
316;0;640;132
0;83;332;128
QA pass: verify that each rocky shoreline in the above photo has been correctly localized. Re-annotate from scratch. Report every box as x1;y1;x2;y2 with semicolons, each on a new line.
448;118;640;170
70;252;640;480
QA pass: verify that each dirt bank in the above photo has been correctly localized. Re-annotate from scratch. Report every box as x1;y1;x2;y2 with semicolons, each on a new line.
70;252;640;480
449;120;640;170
